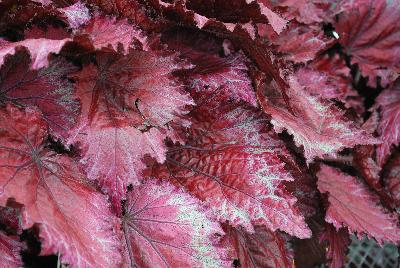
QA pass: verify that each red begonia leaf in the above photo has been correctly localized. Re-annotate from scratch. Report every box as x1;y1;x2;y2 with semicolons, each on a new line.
59;1;91;30
69;51;193;213
0;231;24;268
122;179;228;268
383;153;400;207
335;0;400;87
151;98;310;238
75;15;148;53
222;224;293;268
317;164;400;244
0;105;121;267
275;0;334;24
319;224;350;268
256;73;378;163
374;79;400;166
281;156;318;218
272;24;334;63
307;54;363;113
352;145;394;208
0;37;70;70
0;51;79;139
162;29;256;106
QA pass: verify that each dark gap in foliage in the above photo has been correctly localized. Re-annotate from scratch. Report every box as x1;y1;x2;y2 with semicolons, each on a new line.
21;227;58;268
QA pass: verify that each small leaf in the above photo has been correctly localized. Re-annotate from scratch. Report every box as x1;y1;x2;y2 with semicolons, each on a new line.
222;224;293;268
317;164;400;244
374;79;400;166
76;15;148;53
319;224;350;268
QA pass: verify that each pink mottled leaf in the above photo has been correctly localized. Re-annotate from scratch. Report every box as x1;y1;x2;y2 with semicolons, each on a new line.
0;51;79;139
69;51;193;213
75;15;148;53
306;54;363;113
317;164;400;244
256;73;378;163
122;179;228;268
0;105;122;267
0;231;24;268
335;0;400;87
0;37;70;70
222;224;293;268
59;1;91;30
374;79;400;166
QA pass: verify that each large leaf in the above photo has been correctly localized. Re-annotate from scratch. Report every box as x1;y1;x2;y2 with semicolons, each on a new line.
151;98;310;238
0;37;70;70
0;231;24;268
0;51;79;139
256;73;378;163
317;164;400;244
69;51;193;213
122;179;228;268
0;105;121;267
335;0;400;86
222;224;293;268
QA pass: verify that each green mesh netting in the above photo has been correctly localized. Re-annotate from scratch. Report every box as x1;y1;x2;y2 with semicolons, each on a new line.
345;236;399;268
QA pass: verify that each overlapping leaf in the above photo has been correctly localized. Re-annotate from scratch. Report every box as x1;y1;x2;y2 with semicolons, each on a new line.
319;224;350;268
0;51;79;139
0;105;121;267
162;29;256;106
69;51;193;213
0;231;24;268
335;0;400;86
317;164;400;244
374;79;400;166
0;37;70;70
222;224;293;268
122;179;228;268
383;153;400;207
257;73;378;163
75;15;148;53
